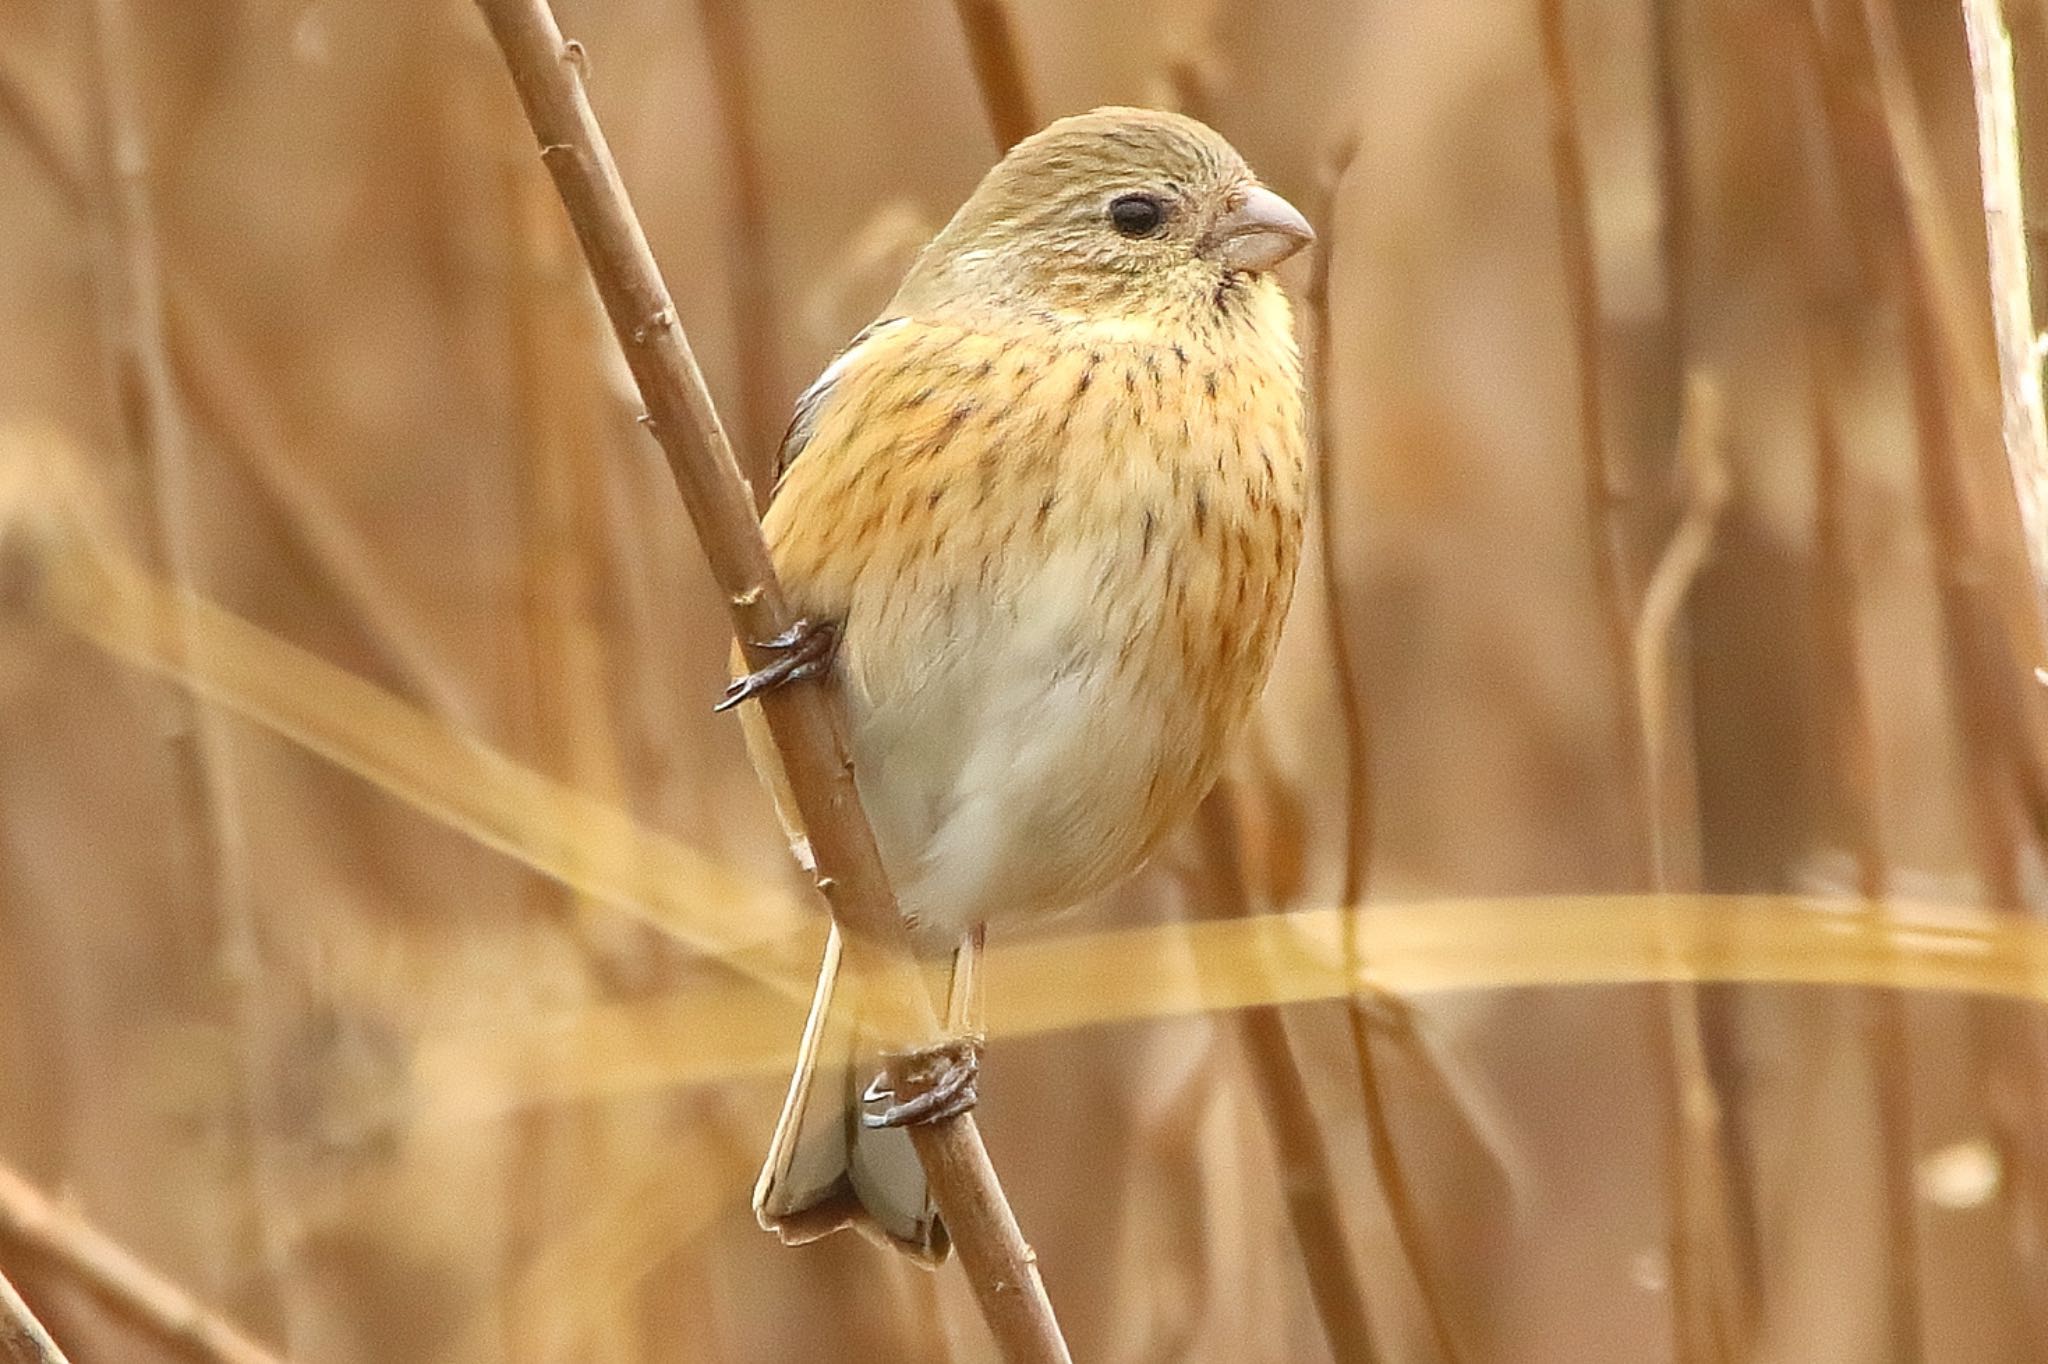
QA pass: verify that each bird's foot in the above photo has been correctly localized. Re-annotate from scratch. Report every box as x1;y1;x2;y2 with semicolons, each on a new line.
861;1036;982;1129
714;618;840;712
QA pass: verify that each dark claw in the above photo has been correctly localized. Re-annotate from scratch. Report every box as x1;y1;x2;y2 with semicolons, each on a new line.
714;618;840;712
861;1037;981;1130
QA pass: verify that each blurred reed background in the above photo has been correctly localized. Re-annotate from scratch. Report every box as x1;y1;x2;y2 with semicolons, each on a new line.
3;0;2048;1359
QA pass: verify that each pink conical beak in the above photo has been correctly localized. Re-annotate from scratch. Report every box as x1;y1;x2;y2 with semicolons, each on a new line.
1216;185;1315;273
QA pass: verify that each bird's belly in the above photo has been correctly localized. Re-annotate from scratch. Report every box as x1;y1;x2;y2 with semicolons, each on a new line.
841;541;1213;947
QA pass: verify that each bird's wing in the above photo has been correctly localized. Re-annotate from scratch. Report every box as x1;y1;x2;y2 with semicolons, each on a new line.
771;316;913;492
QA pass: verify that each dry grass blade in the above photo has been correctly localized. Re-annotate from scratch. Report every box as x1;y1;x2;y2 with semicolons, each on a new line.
949;0;1038;150
0;1165;285;1364
468;3;1070;1356
0;422;799;978
0;1266;69;1364
413;893;2048;1118
1962;0;2048;627
25;507;806;988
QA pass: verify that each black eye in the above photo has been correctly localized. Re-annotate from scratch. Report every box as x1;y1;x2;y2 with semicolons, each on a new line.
1108;192;1167;238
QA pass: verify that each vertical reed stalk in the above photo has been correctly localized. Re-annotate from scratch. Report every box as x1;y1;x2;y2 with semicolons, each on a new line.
1962;0;2048;630
1308;130;1463;1363
949;0;1039;150
80;0;309;1350
696;0;787;495
1538;4;1751;1354
1188;787;1382;1364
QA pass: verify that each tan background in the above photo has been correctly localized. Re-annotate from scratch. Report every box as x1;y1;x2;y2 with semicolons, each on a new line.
1;0;2044;1359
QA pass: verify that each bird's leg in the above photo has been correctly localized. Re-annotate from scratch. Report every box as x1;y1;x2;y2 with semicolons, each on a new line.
714;617;840;712
862;928;986;1129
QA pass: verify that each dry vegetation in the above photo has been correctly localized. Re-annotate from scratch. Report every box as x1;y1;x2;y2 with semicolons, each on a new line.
5;0;2048;1360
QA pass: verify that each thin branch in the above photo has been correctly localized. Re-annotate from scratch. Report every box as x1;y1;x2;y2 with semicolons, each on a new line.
1964;0;2048;630
1307;133;1463;1364
949;0;1038;150
468;5;1069;1358
0;1266;69;1364
0;1165;284;1364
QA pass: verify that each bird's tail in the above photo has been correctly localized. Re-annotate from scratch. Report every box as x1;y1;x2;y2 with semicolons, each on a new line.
753;923;949;1262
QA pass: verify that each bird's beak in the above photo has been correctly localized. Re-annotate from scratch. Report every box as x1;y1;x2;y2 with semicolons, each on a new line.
1215;185;1315;273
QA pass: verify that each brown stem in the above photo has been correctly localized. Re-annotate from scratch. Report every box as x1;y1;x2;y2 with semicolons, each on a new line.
949;0;1038;150
0;1266;68;1364
81;0;313;1345
1836;0;2048;847
1537;7;1752;1359
0;1165;284;1364
1307;134;1462;1364
696;0;788;496
1785;22;1924;1343
1536;0;1641;847
1631;374;1727;806
469;4;1068;1357
1309;145;1370;918
1188;789;1382;1364
1804;0;2048;1340
1806;337;1926;1363
1650;0;1691;368
1965;0;2048;626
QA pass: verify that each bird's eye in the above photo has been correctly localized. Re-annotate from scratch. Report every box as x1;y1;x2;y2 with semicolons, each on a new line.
1108;192;1167;238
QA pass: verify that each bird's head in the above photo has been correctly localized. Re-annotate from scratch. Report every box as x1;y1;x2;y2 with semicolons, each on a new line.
893;107;1314;323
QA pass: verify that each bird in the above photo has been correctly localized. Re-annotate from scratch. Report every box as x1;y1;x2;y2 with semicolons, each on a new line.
728;106;1314;1262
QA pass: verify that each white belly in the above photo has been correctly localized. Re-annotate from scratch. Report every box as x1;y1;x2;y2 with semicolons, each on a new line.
840;541;1171;947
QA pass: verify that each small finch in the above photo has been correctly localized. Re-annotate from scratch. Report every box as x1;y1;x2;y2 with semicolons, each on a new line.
732;107;1313;1260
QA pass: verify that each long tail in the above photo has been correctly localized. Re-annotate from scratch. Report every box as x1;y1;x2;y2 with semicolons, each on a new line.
753;923;949;1262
